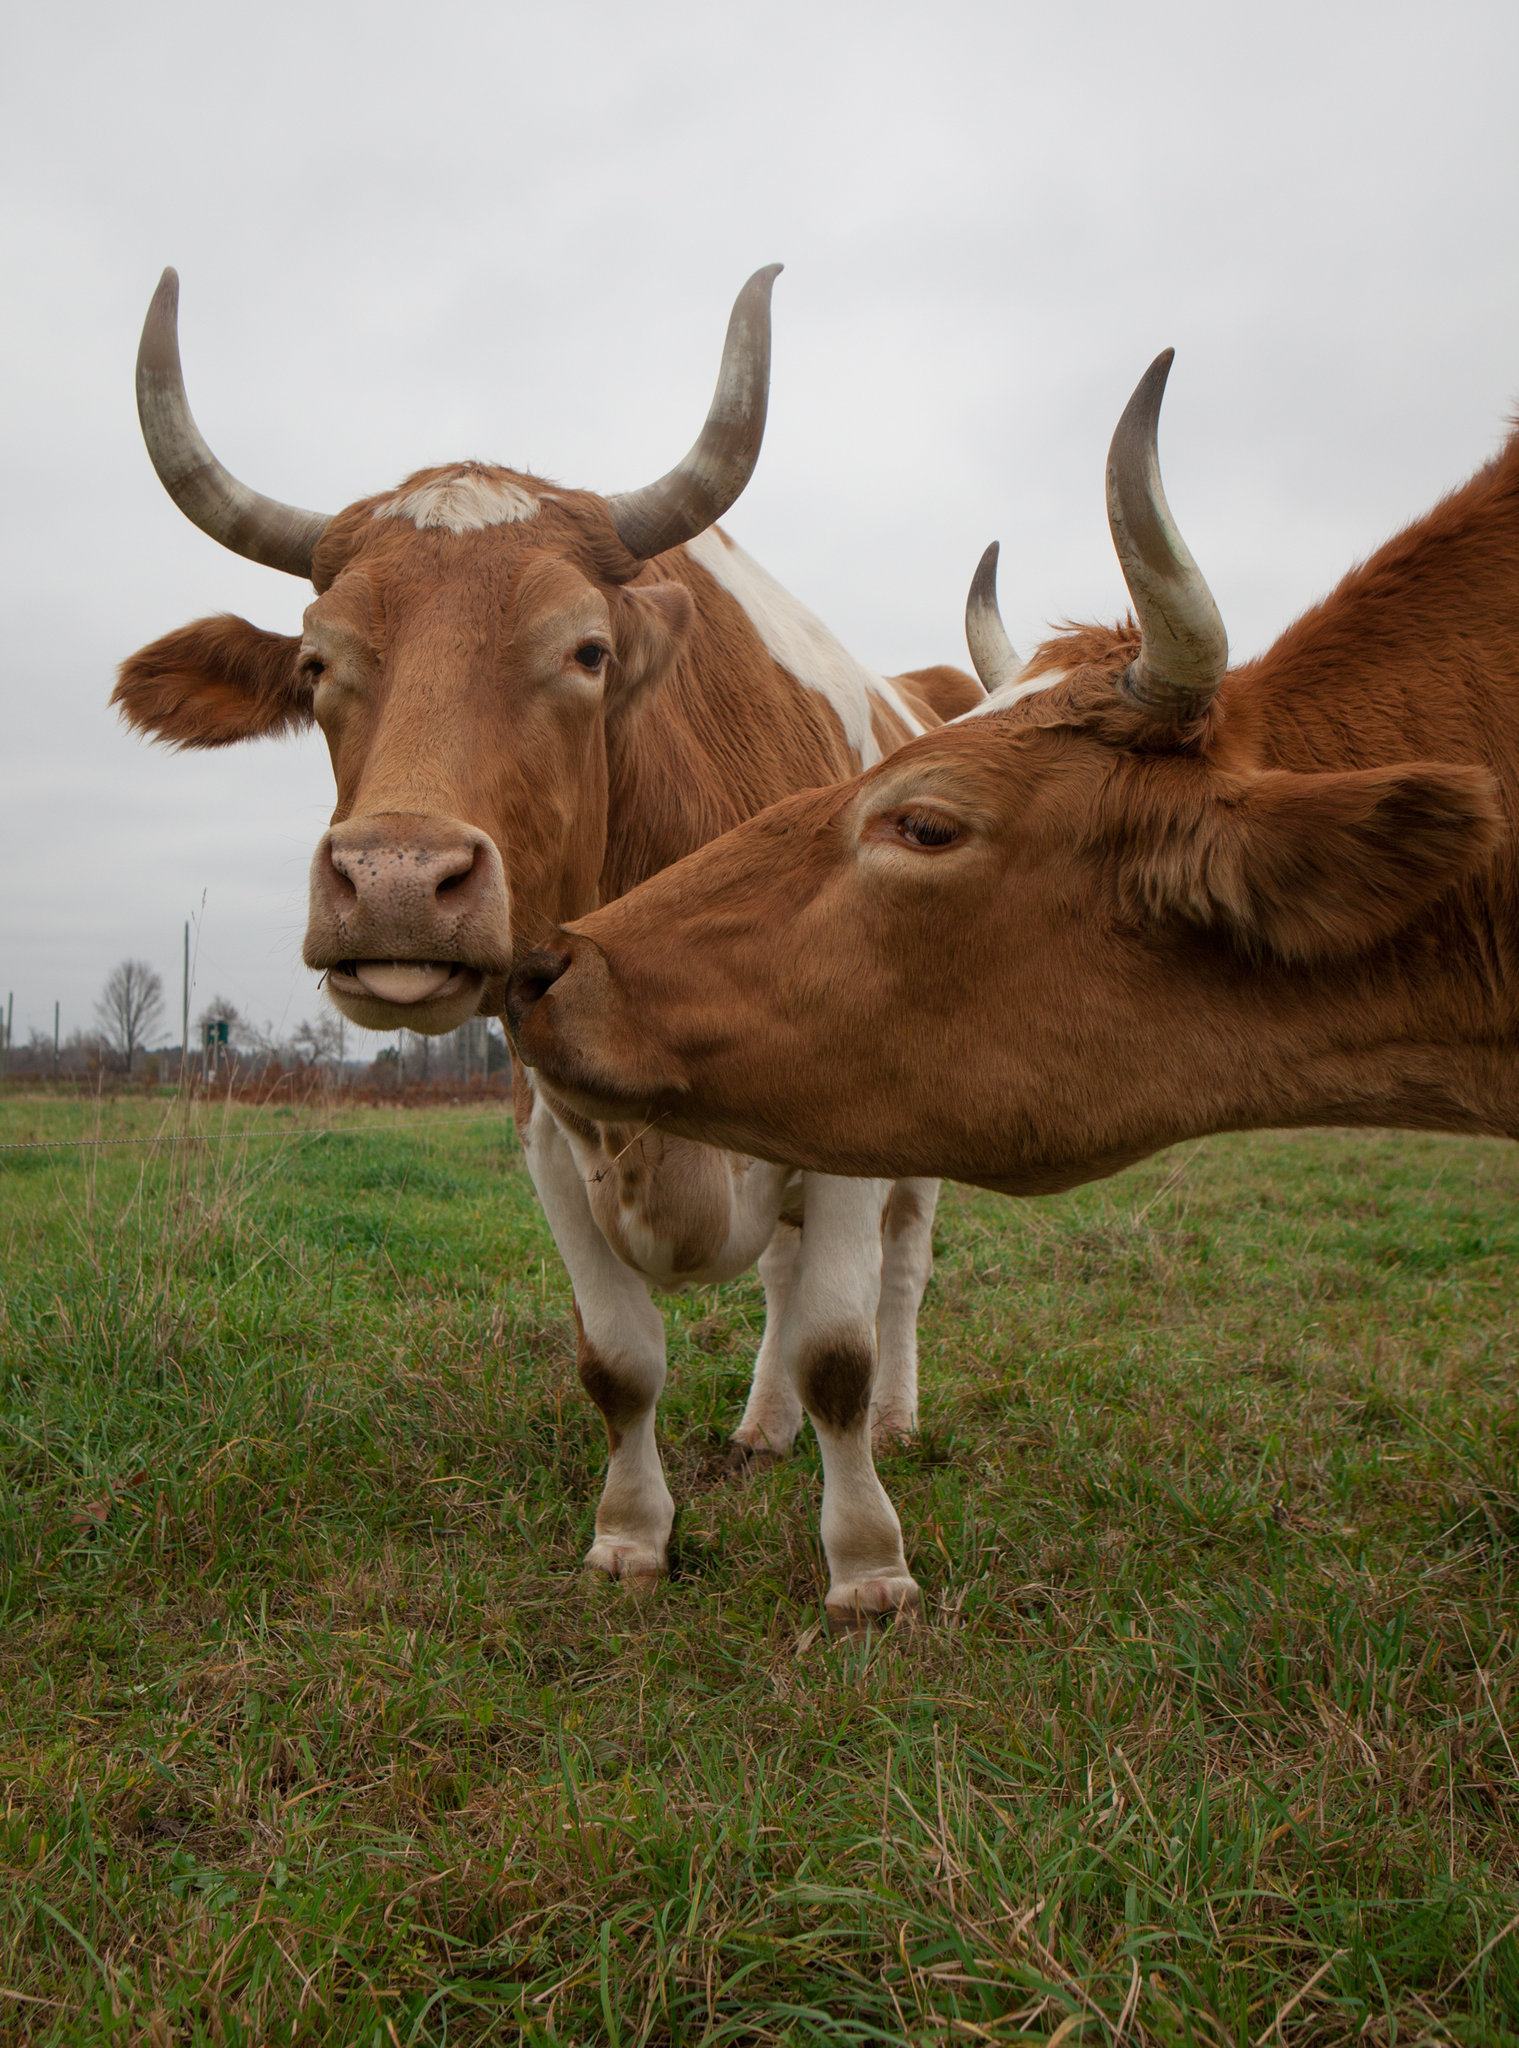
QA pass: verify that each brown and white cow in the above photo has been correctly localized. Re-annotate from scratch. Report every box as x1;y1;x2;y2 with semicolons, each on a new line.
507;354;1518;1208
115;267;982;1624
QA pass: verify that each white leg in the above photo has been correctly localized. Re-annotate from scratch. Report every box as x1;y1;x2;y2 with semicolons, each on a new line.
785;1176;920;1625
872;1178;939;1445
520;1095;673;1582
730;1221;805;1459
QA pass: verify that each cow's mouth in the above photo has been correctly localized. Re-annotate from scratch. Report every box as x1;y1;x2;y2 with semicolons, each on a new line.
327;960;474;1005
321;959;488;1034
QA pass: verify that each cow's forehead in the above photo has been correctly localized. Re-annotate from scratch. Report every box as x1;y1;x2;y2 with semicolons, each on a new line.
372;465;543;535
310;463;630;598
305;504;614;663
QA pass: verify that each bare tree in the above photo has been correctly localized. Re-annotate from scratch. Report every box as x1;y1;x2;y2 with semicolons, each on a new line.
95;960;165;1074
288;1014;342;1067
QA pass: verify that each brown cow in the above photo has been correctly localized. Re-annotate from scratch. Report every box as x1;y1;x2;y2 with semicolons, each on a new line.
115;268;982;1625
507;354;1518;1211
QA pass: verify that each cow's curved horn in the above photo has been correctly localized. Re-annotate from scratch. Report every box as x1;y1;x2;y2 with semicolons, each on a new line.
137;268;331;579
964;541;1026;694
1106;350;1228;717
608;265;782;560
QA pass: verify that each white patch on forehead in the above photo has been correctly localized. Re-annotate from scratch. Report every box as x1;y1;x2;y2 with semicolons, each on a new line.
685;527;887;766
956;668;1065;721
374;469;540;534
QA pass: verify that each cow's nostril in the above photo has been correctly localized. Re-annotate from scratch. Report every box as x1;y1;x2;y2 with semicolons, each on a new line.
506;946;573;1034
327;852;360;903
436;846;479;898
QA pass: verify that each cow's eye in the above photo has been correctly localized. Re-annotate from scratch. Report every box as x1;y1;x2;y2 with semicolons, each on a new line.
893;810;961;850
300;654;326;681
574;643;607;672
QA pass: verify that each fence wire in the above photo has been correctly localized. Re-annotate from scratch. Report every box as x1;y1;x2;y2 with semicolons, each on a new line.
0;1109;513;1155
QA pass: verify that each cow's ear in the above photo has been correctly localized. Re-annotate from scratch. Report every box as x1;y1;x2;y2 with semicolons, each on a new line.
114;615;310;748
1138;762;1505;962
609;582;694;703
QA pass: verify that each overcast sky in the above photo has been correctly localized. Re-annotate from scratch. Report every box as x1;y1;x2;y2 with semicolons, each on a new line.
4;0;1517;1048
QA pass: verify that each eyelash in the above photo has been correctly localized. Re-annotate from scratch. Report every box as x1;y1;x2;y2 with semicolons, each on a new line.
893;811;961;849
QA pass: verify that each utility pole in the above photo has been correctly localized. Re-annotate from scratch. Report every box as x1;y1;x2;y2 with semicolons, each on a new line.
181;920;190;1082
53;1000;60;1076
0;990;11;1084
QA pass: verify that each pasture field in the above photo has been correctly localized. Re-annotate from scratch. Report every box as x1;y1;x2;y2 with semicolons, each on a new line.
0;1091;1516;2046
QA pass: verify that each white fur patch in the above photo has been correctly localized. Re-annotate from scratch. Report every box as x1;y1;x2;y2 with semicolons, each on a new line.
868;673;928;739
956;668;1065;721
685;528;888;767
375;469;540;534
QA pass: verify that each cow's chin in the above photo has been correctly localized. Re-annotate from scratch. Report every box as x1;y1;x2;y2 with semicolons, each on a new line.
323;964;488;1036
538;1070;669;1126
516;1034;676;1126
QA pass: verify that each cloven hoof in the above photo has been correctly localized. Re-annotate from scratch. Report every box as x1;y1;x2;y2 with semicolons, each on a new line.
824;1576;923;1633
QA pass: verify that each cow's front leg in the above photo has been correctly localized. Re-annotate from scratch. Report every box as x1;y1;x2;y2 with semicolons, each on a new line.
578;1299;671;1584
872;1178;940;1446
788;1176;921;1626
520;1097;673;1582
729;1219;804;1463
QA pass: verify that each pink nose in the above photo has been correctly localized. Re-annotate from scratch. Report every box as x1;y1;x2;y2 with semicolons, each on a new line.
305;812;512;973
326;825;483;908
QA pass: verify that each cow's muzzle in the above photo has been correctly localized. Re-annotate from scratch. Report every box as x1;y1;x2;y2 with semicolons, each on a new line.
506;935;683;1120
305;813;512;1034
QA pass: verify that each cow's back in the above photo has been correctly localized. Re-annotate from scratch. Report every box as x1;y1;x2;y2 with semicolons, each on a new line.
892;663;985;726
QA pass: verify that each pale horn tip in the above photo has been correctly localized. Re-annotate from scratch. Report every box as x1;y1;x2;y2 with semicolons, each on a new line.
1106;345;1228;718
965;539;1025;696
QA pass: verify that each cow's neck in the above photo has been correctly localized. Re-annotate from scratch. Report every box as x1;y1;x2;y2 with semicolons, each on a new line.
1209;429;1519;1081
1151;929;1519;1162
597;539;866;905
996;953;1519;1201
1234;431;1519;791
1213;966;1518;1146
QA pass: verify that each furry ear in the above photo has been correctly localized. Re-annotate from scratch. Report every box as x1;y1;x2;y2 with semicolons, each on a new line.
114;616;309;748
610;581;694;701
1132;762;1505;962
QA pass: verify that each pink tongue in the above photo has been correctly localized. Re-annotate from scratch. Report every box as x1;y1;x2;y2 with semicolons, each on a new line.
352;961;455;1004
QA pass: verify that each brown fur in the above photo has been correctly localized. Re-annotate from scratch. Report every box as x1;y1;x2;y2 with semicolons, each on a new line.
799;1337;875;1431
882;1179;933;1243
892;662;985;724
577;1345;644;1450
114;615;309;748
520;417;1519;1195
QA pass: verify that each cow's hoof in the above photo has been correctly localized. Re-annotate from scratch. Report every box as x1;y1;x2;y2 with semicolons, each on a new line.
825;1574;922;1632
586;1537;666;1587
870;1410;918;1451
723;1438;786;1479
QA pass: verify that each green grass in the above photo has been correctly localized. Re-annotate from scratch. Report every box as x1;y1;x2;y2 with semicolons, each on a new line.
1;1091;1516;2045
